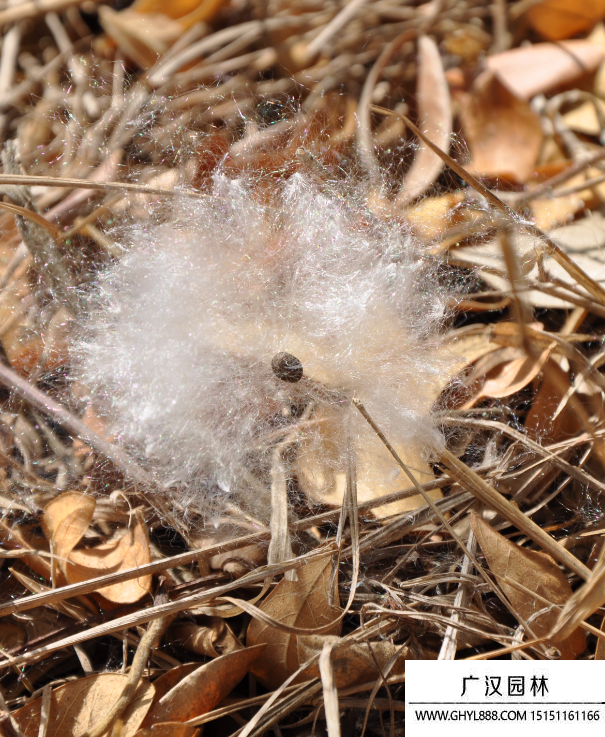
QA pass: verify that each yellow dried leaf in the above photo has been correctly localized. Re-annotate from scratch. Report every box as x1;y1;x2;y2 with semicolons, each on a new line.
296;405;438;518
563;99;605;137
247;556;341;689
41;492;96;575
531;195;585;230
470;513;586;659
405;193;464;240
66;511;152;603
12;674;154;737
397;35;452;204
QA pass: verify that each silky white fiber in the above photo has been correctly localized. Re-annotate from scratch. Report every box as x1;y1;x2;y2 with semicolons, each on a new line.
75;173;453;522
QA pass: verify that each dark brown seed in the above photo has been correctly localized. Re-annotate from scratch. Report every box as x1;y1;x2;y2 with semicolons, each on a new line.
271;352;303;383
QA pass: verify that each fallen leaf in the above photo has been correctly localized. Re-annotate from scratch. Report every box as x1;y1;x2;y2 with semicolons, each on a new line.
470;513;586;659
169;618;243;658
531;195;585;230
525;0;605;41
405;193;464;240
296;405;440;518
525;360;581;443
99;7;184;68
12;674;155;737
100;0;226;68
486;41;605;100
142;645;265;725
449;215;605;309
149;664;202;703
563;99;605;138
66;511;152;603
458;72;543;183
247;555;342;689
298;635;406;688
463;347;550;406
135;725;199;737
41;492;96;575
130;0;225;23
396;35;452;205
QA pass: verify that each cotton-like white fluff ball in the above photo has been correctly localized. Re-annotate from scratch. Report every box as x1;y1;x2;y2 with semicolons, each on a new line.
75;173;453;523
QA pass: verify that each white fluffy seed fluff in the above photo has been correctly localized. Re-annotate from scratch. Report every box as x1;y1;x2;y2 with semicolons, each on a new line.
75;173;453;524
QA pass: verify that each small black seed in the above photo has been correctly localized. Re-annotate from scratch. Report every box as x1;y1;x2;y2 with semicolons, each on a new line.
272;352;303;383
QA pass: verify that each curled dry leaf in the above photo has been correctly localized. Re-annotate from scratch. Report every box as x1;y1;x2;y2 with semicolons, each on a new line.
396;35;452;205
525;0;605;41
458;73;542;183
169;618;243;658
142;644;266;726
298;635;406;689
41;492;96;575
462;346;551;407
470;513;586;659
12;674;155;737
486;41;605;100
247;555;342;689
66;511;152;603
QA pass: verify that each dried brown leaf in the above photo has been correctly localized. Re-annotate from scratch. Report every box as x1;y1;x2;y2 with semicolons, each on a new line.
470;513;586;659
169;618;243;658
296;406;438;518
397;35;452;204
41;492;96;575
247;555;342;689
458;73;542;183
525;0;605;41
486;41;605;100
149;664;202;704
298;635;405;689
525;360;581;443
12;674;154;737
464;347;550;406
66;511;152;603
142;645;266;726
